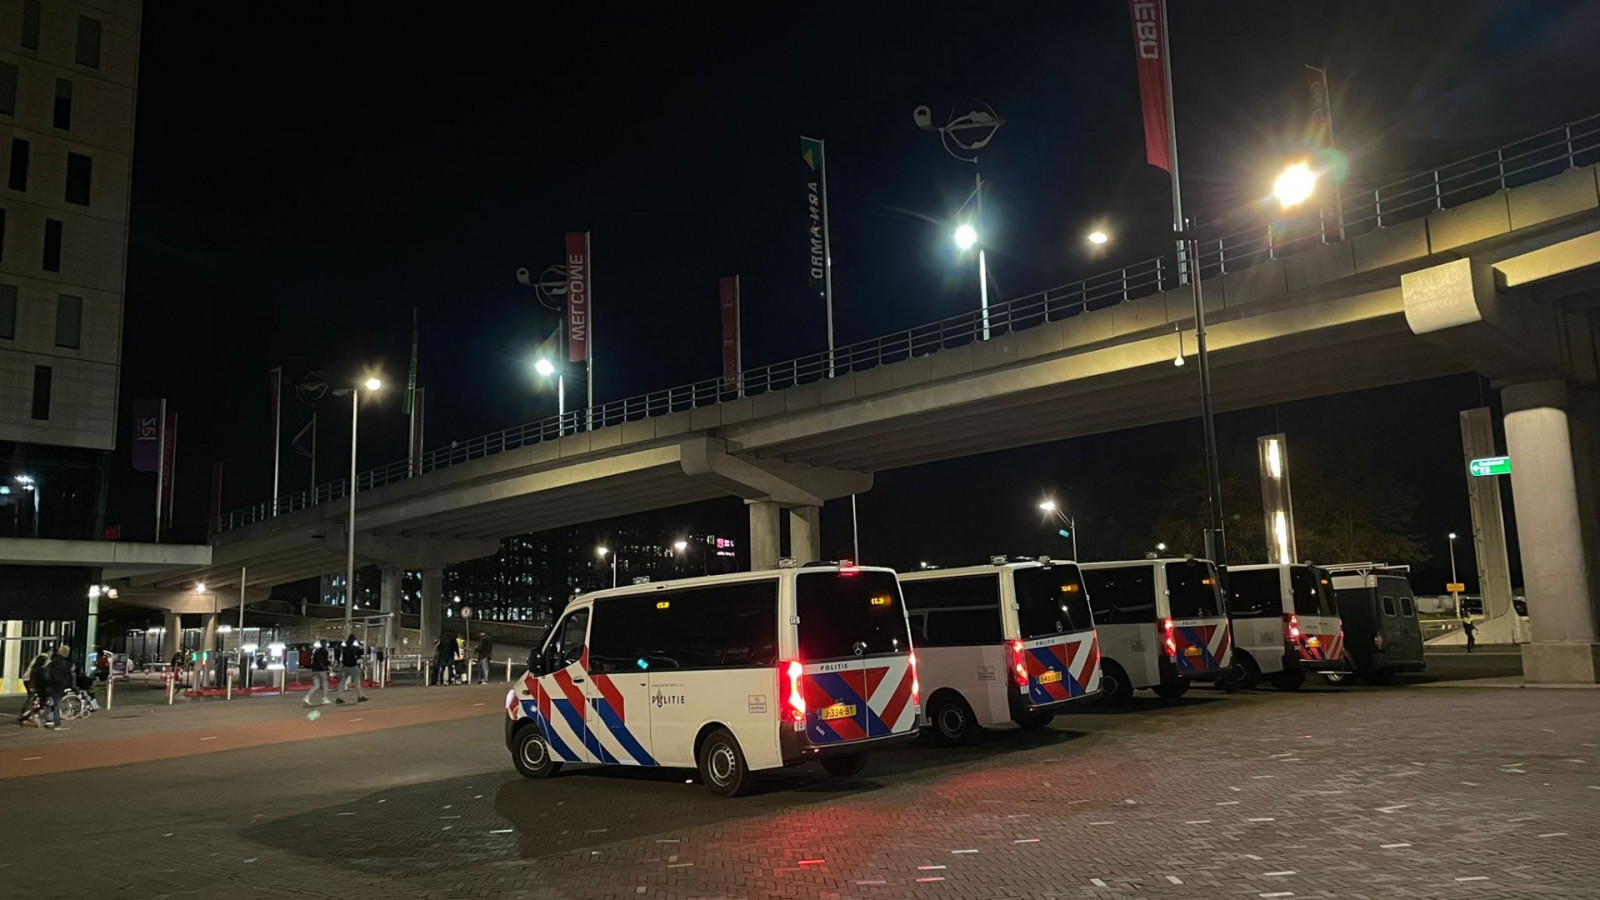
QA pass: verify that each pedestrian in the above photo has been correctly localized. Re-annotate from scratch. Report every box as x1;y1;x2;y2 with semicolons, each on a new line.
477;632;494;684
432;637;453;686
40;643;73;730
17;648;51;727
1462;617;1477;653
454;635;467;684
337;634;368;703
304;641;333;706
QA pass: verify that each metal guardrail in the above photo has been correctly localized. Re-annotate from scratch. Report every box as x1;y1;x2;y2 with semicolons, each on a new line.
220;112;1600;532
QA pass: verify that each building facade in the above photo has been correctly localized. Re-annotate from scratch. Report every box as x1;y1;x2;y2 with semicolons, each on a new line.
1;0;142;692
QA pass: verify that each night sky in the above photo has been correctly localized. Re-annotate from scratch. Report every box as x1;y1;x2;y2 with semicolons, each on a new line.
111;2;1600;592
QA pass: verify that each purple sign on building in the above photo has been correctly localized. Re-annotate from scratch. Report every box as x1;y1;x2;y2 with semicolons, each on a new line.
132;399;163;472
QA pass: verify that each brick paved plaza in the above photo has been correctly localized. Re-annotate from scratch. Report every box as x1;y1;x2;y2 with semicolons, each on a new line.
2;668;1595;899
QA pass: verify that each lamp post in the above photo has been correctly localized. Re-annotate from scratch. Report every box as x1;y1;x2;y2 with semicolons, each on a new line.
334;377;382;632
1448;532;1461;618
597;545;617;589
1037;499;1079;562
915;100;1005;341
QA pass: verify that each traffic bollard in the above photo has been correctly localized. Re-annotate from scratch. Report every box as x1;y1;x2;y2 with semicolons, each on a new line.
226;671;233;701
166;671;174;705
105;674;115;711
506;657;512;683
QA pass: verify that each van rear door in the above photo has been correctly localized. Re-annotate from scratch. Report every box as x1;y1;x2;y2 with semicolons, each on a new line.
1164;560;1230;676
1012;564;1100;701
796;569;918;744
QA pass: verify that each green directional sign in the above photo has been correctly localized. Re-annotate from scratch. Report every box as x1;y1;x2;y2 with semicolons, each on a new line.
1469;456;1512;477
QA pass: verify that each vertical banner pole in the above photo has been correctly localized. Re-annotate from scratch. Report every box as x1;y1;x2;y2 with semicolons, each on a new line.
154;399;167;543
270;367;282;514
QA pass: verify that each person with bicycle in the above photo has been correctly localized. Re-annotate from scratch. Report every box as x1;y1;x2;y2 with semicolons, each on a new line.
38;644;73;730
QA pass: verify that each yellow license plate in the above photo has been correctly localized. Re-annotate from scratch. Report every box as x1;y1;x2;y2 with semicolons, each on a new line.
819;704;857;721
1305;636;1321;648
1037;670;1063;684
1184;646;1202;656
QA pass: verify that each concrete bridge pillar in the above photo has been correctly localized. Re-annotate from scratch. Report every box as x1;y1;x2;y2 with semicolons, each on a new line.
748;501;782;570
200;613;218;654
789;507;821;564
420;569;443;660
161;611;182;660
1503;380;1600;683
380;566;402;652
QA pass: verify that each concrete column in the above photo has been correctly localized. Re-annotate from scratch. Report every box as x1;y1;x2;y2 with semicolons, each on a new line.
201;613;218;654
380;566;402;652
748;500;782;570
420;569;443;659
1503;380;1600;683
161;611;182;660
789;506;822;564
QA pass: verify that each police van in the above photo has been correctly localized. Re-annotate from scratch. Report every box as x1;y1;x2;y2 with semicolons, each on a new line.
1223;563;1346;691
1078;558;1231;702
505;563;919;797
899;558;1100;744
1322;563;1425;685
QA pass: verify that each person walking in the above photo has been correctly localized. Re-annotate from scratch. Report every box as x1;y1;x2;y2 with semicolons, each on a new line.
476;632;494;684
337;635;368;703
430;637;451;686
305;641;333;706
1462;617;1478;653
17;648;51;726
40;644;73;730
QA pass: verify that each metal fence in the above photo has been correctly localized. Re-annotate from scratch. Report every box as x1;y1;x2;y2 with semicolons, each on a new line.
220;112;1600;532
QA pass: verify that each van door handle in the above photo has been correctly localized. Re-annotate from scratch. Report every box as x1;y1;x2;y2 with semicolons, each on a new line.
572;677;586;684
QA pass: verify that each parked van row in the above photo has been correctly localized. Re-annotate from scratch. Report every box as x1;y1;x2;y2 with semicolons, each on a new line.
505;556;1426;796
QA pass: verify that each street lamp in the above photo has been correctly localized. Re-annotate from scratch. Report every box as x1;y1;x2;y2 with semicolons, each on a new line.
597;545;617;589
1086;230;1109;246
1037;498;1079;561
1156;542;1167;552
1273;162;1318;209
915;99;1005;341
333;376;382;631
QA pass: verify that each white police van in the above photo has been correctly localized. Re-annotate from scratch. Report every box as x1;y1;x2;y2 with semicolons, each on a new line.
1223;563;1346;691
505;563;919;797
1078;558;1231;702
899;558;1101;744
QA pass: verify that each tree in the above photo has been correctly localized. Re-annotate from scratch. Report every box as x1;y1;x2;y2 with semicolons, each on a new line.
1149;441;1425;566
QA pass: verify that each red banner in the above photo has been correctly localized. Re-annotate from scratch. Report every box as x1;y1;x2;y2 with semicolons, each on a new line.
565;231;590;363
1129;0;1171;172
161;412;177;528
719;276;741;391
1306;65;1334;150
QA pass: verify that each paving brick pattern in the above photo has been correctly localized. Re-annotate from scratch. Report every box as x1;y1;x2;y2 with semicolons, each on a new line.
2;683;1596;899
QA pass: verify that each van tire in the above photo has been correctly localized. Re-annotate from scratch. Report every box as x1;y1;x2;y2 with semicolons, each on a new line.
1270;669;1307;692
511;724;562;779
1359;669;1395;686
1226;652;1262;692
1013;712;1055;730
1098;661;1135;705
698;728;753;798
927;692;982;746
1322;671;1350;685
1152;678;1190;699
821;753;868;777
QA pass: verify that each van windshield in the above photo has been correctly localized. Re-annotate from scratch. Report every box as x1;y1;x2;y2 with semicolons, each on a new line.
1013;565;1094;639
1165;560;1223;619
797;570;912;660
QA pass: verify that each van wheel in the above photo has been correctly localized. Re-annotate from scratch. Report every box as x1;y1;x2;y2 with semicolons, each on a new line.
927;693;982;746
1226;652;1261;692
1322;671;1350;685
821;753;868;777
1359;669;1395;686
1270;669;1307;692
1152;678;1190;699
1013;712;1055;730
511;725;562;779
698;728;752;798
1098;661;1134;705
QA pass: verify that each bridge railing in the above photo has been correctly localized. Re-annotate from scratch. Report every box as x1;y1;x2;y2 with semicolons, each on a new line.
218;111;1600;533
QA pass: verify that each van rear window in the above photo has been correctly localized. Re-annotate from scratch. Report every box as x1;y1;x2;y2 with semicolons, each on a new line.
1165;560;1222;619
797;571;912;660
1013;565;1094;639
1227;569;1283;618
1291;566;1338;616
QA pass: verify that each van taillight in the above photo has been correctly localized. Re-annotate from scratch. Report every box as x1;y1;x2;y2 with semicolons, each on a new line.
1007;640;1028;687
909;652;920;705
1162;617;1177;659
781;660;805;722
1284;614;1301;641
